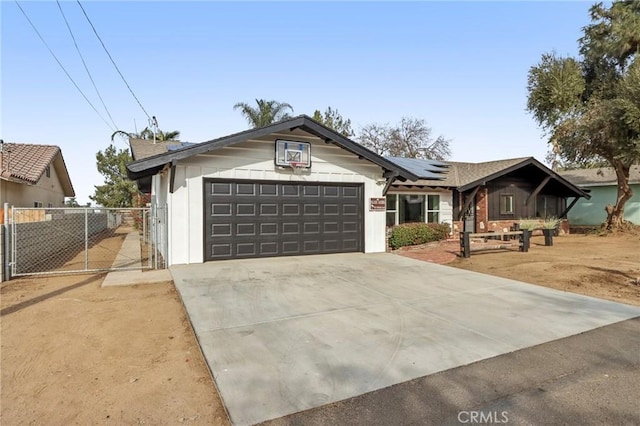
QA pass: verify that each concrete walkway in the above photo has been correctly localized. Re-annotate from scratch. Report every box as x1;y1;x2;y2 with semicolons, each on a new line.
102;232;172;287
171;253;640;425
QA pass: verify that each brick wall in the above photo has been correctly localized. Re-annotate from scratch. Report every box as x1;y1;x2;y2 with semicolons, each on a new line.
475;187;489;232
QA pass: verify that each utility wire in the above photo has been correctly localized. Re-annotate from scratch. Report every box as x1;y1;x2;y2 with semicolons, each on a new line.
76;0;152;122
14;1;115;131
56;0;118;130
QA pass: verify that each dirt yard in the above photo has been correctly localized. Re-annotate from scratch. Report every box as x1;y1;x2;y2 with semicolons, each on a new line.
398;233;640;307
0;231;229;425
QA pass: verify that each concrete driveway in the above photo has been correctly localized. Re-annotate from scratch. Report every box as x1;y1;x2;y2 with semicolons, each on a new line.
170;253;640;425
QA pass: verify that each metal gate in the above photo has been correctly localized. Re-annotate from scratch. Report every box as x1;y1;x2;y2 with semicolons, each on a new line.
7;206;167;277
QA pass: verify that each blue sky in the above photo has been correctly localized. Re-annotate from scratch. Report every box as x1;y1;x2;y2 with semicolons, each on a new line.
2;1;594;204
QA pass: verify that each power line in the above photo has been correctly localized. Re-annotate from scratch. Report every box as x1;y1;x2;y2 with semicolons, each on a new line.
14;1;115;132
56;0;118;130
76;0;152;122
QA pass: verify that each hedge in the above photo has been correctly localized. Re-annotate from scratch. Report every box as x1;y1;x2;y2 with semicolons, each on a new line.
388;222;451;249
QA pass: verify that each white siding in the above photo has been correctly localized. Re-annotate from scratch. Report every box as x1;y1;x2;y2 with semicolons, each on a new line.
160;131;386;265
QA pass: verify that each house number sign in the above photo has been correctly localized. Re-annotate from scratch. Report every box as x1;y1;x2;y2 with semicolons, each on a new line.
370;197;386;211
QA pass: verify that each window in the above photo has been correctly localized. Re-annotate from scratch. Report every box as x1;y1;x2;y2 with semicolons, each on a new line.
536;195;559;219
500;194;514;214
386;194;397;226
47;203;53;208
34;202;43;208
399;194;425;223
386;193;443;225
45;165;51;178
427;195;440;223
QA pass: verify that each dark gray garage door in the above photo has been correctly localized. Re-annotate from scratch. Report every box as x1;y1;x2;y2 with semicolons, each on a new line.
204;179;363;260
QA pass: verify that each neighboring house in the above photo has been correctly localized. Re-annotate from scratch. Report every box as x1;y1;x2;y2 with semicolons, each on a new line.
559;166;640;226
0;141;75;208
385;157;590;234
126;115;445;265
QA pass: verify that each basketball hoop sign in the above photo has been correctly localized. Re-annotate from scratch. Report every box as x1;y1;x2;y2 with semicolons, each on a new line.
275;139;311;168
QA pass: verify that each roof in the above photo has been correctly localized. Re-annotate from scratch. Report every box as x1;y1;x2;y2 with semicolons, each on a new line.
389;156;589;198
559;165;640;187
129;139;195;161
0;142;75;196
384;156;449;180
127;115;430;182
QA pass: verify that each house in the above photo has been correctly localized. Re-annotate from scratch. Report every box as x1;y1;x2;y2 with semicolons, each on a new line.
0;141;75;208
126;115;446;265
385;157;590;235
559;166;640;226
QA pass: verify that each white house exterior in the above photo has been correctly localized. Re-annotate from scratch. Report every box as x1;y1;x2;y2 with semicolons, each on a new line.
128;116;448;266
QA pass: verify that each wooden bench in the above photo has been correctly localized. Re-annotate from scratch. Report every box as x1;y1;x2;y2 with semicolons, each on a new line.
459;231;530;258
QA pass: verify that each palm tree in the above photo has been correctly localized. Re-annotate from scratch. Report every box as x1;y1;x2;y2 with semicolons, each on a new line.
233;99;294;128
111;127;181;142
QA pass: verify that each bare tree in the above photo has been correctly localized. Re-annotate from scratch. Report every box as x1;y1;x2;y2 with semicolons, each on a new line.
358;123;391;155
358;117;451;160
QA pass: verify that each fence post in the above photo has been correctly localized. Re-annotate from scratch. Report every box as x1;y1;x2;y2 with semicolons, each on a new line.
520;230;530;252
462;231;471;258
84;207;89;270
2;203;9;281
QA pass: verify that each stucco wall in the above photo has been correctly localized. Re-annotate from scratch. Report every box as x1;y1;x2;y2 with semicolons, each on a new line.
160;131;387;266
0;164;67;208
568;184;640;225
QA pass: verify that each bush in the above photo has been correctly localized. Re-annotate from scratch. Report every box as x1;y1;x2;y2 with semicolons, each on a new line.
388;222;451;249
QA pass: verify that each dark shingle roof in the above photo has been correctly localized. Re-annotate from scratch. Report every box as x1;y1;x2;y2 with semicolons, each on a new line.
559;166;640;186
388;157;529;188
0;142;75;196
127;115;428;182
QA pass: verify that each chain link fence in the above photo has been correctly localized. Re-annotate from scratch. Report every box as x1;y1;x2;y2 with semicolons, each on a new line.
7;206;167;277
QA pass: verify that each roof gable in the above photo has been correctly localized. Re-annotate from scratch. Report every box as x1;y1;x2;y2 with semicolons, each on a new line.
387;156;589;198
126;115;426;182
0;142;75;196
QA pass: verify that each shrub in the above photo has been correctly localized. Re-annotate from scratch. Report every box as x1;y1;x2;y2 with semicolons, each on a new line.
518;219;539;231
388;222;451;249
541;217;561;229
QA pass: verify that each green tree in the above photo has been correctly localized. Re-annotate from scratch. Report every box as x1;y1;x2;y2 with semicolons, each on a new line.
90;144;137;207
64;197;80;207
358;117;451;161
526;1;640;231
111;127;181;142
312;107;354;138
233;99;294;128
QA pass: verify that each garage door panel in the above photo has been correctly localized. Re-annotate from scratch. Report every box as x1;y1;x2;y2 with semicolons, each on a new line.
204;180;363;261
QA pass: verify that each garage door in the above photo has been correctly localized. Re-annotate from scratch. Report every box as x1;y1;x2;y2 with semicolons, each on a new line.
204;179;363;260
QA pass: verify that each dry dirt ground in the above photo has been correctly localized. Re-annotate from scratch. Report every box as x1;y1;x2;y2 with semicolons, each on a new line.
2;230;638;425
397;233;640;307
0;230;229;425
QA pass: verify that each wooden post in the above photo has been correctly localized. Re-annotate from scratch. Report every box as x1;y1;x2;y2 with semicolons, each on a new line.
462;232;471;258
520;230;530;252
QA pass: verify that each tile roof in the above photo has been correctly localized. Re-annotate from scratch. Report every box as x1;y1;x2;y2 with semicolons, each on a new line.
1;143;60;184
559;165;640;186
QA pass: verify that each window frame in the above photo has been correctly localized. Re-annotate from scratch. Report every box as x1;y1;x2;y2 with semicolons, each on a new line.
426;194;441;223
386;192;444;225
500;194;515;215
45;165;51;178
